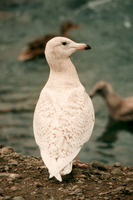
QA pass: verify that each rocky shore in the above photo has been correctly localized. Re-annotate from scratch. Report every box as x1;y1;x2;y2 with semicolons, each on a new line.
0;145;133;200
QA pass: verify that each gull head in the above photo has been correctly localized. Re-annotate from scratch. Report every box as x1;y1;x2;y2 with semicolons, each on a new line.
45;36;91;60
90;81;113;98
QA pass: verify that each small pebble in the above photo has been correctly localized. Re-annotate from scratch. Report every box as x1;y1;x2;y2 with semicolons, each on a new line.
10;174;22;180
0;197;11;200
4;166;9;171
7;177;13;183
114;186;124;192
78;196;85;200
30;191;37;196
114;162;121;167
104;197;109;200
38;166;47;170
71;185;78;190
8;159;18;166
125;178;133;182
1;147;14;155
128;172;133;176
123;166;127;170
75;188;82;194
12;196;24;200
111;168;123;176
99;192;105;196
11;186;18;191
96;187;100;190
78;174;86;178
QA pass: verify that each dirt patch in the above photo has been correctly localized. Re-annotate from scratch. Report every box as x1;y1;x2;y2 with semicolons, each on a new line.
0;145;133;200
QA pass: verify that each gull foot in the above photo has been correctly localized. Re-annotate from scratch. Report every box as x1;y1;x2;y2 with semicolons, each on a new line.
78;163;89;168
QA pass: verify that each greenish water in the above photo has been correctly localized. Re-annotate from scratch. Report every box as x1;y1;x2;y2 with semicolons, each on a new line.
0;0;133;166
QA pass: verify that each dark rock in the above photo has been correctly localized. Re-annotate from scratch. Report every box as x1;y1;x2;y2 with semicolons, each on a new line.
114;162;121;167
0;145;4;149
91;161;108;171
122;188;133;195
0;188;4;195
34;182;43;187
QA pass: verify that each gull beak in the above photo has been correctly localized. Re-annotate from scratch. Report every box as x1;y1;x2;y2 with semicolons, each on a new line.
75;43;92;50
85;45;91;50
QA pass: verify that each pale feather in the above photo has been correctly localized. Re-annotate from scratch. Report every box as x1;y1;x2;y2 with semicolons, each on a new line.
33;85;94;180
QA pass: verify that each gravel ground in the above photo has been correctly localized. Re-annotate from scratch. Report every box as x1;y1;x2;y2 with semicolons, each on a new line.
0;145;133;200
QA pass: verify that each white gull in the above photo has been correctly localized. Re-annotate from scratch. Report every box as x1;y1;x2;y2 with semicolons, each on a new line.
33;36;95;181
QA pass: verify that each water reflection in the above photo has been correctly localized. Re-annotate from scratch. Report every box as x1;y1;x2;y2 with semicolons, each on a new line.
97;119;133;146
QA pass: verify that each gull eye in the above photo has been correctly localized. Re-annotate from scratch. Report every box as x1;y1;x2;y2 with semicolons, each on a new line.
62;42;67;46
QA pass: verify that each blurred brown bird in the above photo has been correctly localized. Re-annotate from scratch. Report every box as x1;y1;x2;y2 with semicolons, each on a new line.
90;81;133;122
18;21;80;61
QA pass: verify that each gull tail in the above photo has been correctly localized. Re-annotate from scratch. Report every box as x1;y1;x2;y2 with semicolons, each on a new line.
49;162;72;181
49;172;62;182
40;147;80;181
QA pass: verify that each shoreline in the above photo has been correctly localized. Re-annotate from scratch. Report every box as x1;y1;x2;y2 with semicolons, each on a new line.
0;146;133;200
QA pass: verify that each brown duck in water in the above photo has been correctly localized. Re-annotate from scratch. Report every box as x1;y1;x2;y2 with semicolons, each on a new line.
90;81;133;122
18;21;80;61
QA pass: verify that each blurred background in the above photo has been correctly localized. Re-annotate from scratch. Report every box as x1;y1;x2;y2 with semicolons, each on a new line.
0;0;133;166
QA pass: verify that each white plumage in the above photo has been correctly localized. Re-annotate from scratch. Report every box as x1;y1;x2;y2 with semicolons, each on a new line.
33;37;95;181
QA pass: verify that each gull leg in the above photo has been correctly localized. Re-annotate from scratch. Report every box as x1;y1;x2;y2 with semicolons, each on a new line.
75;155;78;165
